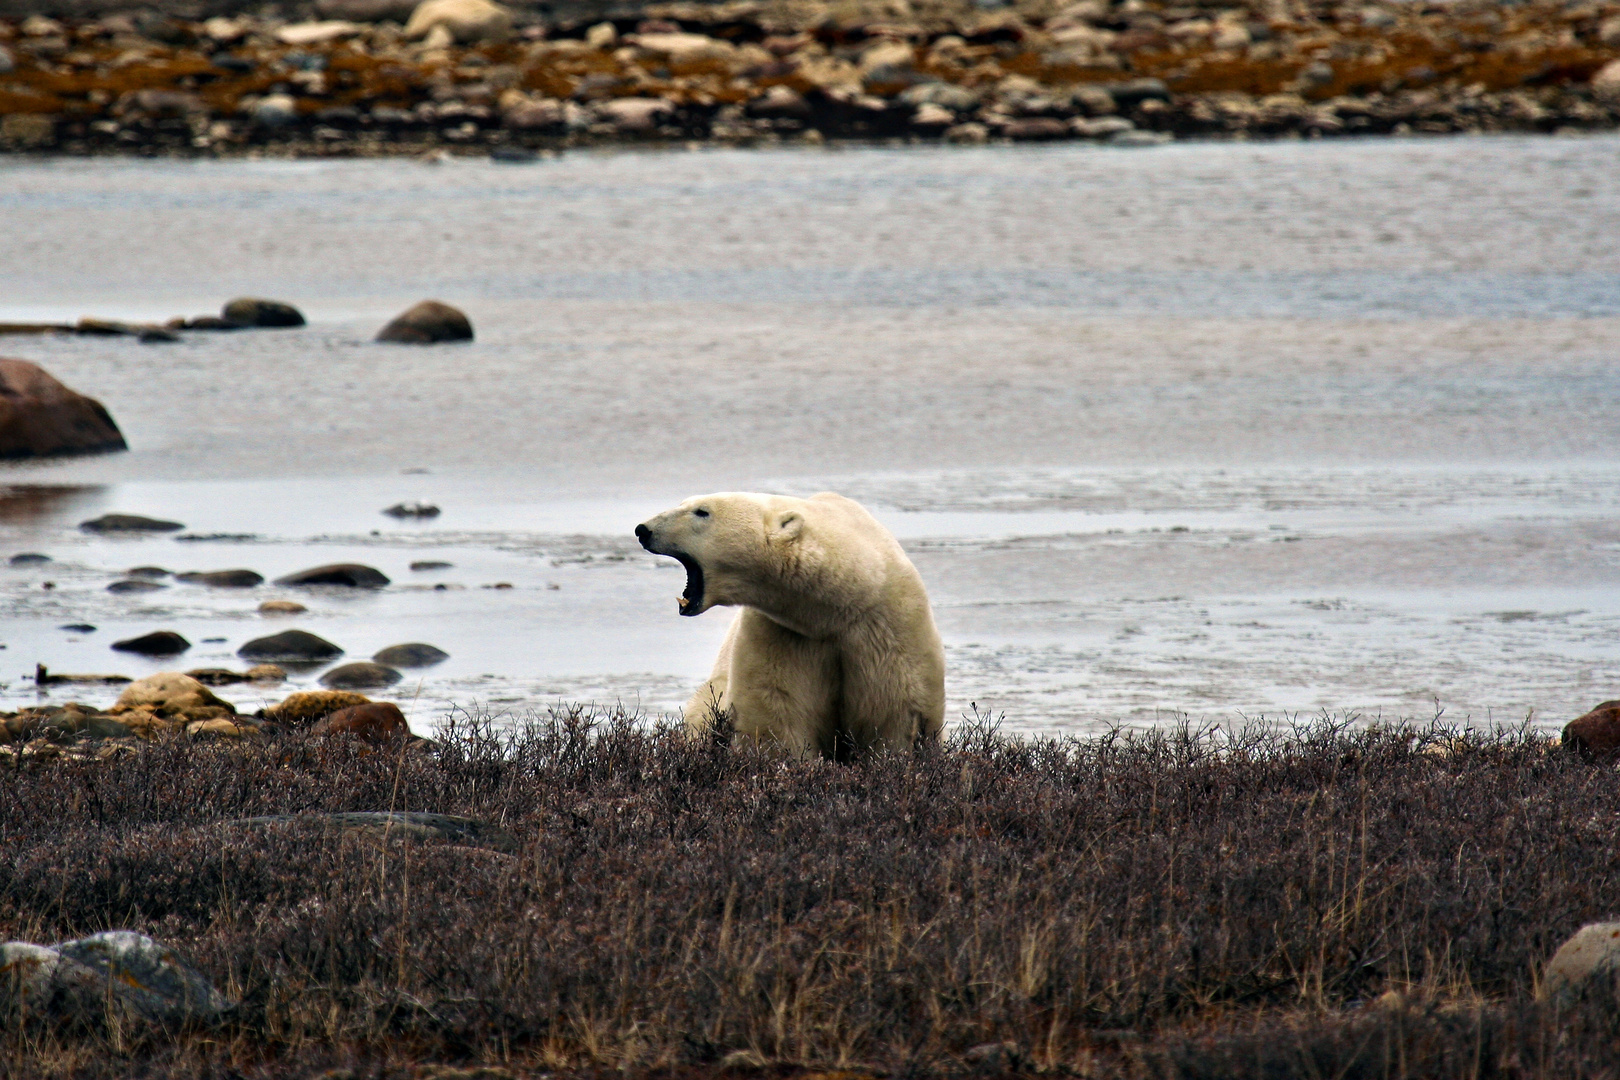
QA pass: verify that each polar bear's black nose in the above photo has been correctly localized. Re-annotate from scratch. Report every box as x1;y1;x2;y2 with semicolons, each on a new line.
635;524;653;549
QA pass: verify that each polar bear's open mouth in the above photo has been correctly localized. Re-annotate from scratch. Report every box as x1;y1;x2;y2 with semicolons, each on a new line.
674;553;705;616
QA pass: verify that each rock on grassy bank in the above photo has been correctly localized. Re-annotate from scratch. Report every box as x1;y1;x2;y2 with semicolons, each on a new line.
5;710;1620;1077
1;0;1619;155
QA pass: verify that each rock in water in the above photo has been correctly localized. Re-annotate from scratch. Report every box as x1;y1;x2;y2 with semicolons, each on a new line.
221;297;304;327
1543;922;1620;1005
375;300;473;344
107;579;168;594
258;600;308;614
382;501;440;518
9;552;50;565
264;689;370;726
80;514;184;533
312;701;409;741
176;569;264;588
372;642;448;667
275;563;390;588
1563;700;1620;761
320;662;403;689
127;565;170;578
111;630;190;656
0;359;127;459
237;629;344;662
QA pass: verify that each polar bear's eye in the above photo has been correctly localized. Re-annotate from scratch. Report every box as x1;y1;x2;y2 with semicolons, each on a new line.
693;508;710;518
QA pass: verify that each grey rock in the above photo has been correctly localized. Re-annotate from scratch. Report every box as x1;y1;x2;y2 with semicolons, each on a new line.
127;566;170;578
410;560;452;570
372;642;449;667
237;629;344;662
376;300;473;344
319;661;403;689
9;552;50;565
58;623;95;632
176;569;263;588
2;932;230;1026
382;501;440;518
107;579;168;594
111;630;190;656
250;94;298;128
275;563;390;588
221;297;304;327
80;513;184;533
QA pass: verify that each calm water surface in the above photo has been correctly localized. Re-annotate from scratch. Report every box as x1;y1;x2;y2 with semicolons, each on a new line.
0;136;1617;734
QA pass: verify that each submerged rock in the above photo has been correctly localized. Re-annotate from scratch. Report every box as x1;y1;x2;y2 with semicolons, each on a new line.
237;629;344;661
376;301;473;344
0;359;127;460
80;513;183;533
275;563;390;588
221;297;304;327
319;661;403;689
111;630;191;656
372;642;448;666
176;569;264;588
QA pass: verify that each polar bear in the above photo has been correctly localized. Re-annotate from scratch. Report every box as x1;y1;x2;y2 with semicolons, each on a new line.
635;491;945;758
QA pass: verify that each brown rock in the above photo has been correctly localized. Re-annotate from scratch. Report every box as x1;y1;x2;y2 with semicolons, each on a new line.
375;301;473;344
265;690;371;727
111;672;233;717
258;600;308;614
311;701;409;742
1562;700;1620;761
0;358;126;459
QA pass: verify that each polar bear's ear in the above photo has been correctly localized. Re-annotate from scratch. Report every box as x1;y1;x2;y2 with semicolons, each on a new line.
774;512;803;540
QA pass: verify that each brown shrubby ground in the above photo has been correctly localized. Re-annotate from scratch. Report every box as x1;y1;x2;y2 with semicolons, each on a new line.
4;707;1620;1078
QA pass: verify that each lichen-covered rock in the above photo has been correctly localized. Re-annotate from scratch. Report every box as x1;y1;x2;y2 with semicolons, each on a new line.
0;359;126;460
112;672;233;717
2;932;230;1026
265;690;371;726
1543;922;1620;1005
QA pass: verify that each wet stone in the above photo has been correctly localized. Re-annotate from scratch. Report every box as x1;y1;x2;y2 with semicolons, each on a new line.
410;560;452;570
9;553;50;565
237;629;344;662
58;623;95;632
376;300;473;344
107;579;168;594
221;297;304;327
176;569;264;588
372;642;449;666
111;630;191;656
319;661;403;689
275;563;390;588
258;600;308;614
127;566;170;579
81;514;184;533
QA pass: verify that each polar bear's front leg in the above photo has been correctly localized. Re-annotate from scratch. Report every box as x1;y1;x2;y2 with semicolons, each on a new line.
725;608;841;757
682;610;741;740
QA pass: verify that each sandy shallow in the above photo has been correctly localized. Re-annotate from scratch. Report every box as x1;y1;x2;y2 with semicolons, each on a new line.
0;137;1616;734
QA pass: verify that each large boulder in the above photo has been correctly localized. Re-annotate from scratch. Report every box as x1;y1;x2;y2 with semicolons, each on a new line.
111;672;233;716
402;0;511;43
312;701;409;741
320;662;403;689
263;689;371;726
221;298;304;328
375;301;473;344
1562;701;1620;761
237;629;344;662
1543;922;1620;1005
0;359;126;460
0;931;231;1025
274;563;390;588
373;642;448;667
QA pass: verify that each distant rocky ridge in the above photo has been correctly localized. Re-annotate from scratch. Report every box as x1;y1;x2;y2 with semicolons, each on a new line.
0;0;1617;153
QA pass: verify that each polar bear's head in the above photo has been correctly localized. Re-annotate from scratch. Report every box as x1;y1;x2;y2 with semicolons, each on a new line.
635;491;890;632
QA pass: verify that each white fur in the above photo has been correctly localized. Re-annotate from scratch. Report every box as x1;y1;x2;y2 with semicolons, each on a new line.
637;491;945;757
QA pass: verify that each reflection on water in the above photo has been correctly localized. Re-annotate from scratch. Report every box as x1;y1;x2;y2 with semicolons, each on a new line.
0;486;105;526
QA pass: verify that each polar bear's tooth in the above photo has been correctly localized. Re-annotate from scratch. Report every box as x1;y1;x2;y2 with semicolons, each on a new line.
678;596;689;609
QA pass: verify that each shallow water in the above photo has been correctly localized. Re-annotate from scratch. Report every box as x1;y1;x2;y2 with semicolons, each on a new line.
0;136;1617;734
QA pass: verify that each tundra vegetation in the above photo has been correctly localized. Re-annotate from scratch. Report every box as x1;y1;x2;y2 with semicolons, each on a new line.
3;707;1620;1078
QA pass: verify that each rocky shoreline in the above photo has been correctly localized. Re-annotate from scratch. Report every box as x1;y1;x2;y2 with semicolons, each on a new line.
2;0;1619;156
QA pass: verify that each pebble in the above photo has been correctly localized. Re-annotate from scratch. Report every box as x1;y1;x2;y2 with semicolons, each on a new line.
275;563;390;587
111;630;191;656
372;642;449;666
258;599;309;614
237;628;344;661
375;300;473;344
319;661;404;689
410;560;452;570
107;579;168;594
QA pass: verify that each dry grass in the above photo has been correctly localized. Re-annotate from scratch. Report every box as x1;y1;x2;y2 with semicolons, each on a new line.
4;708;1620;1078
